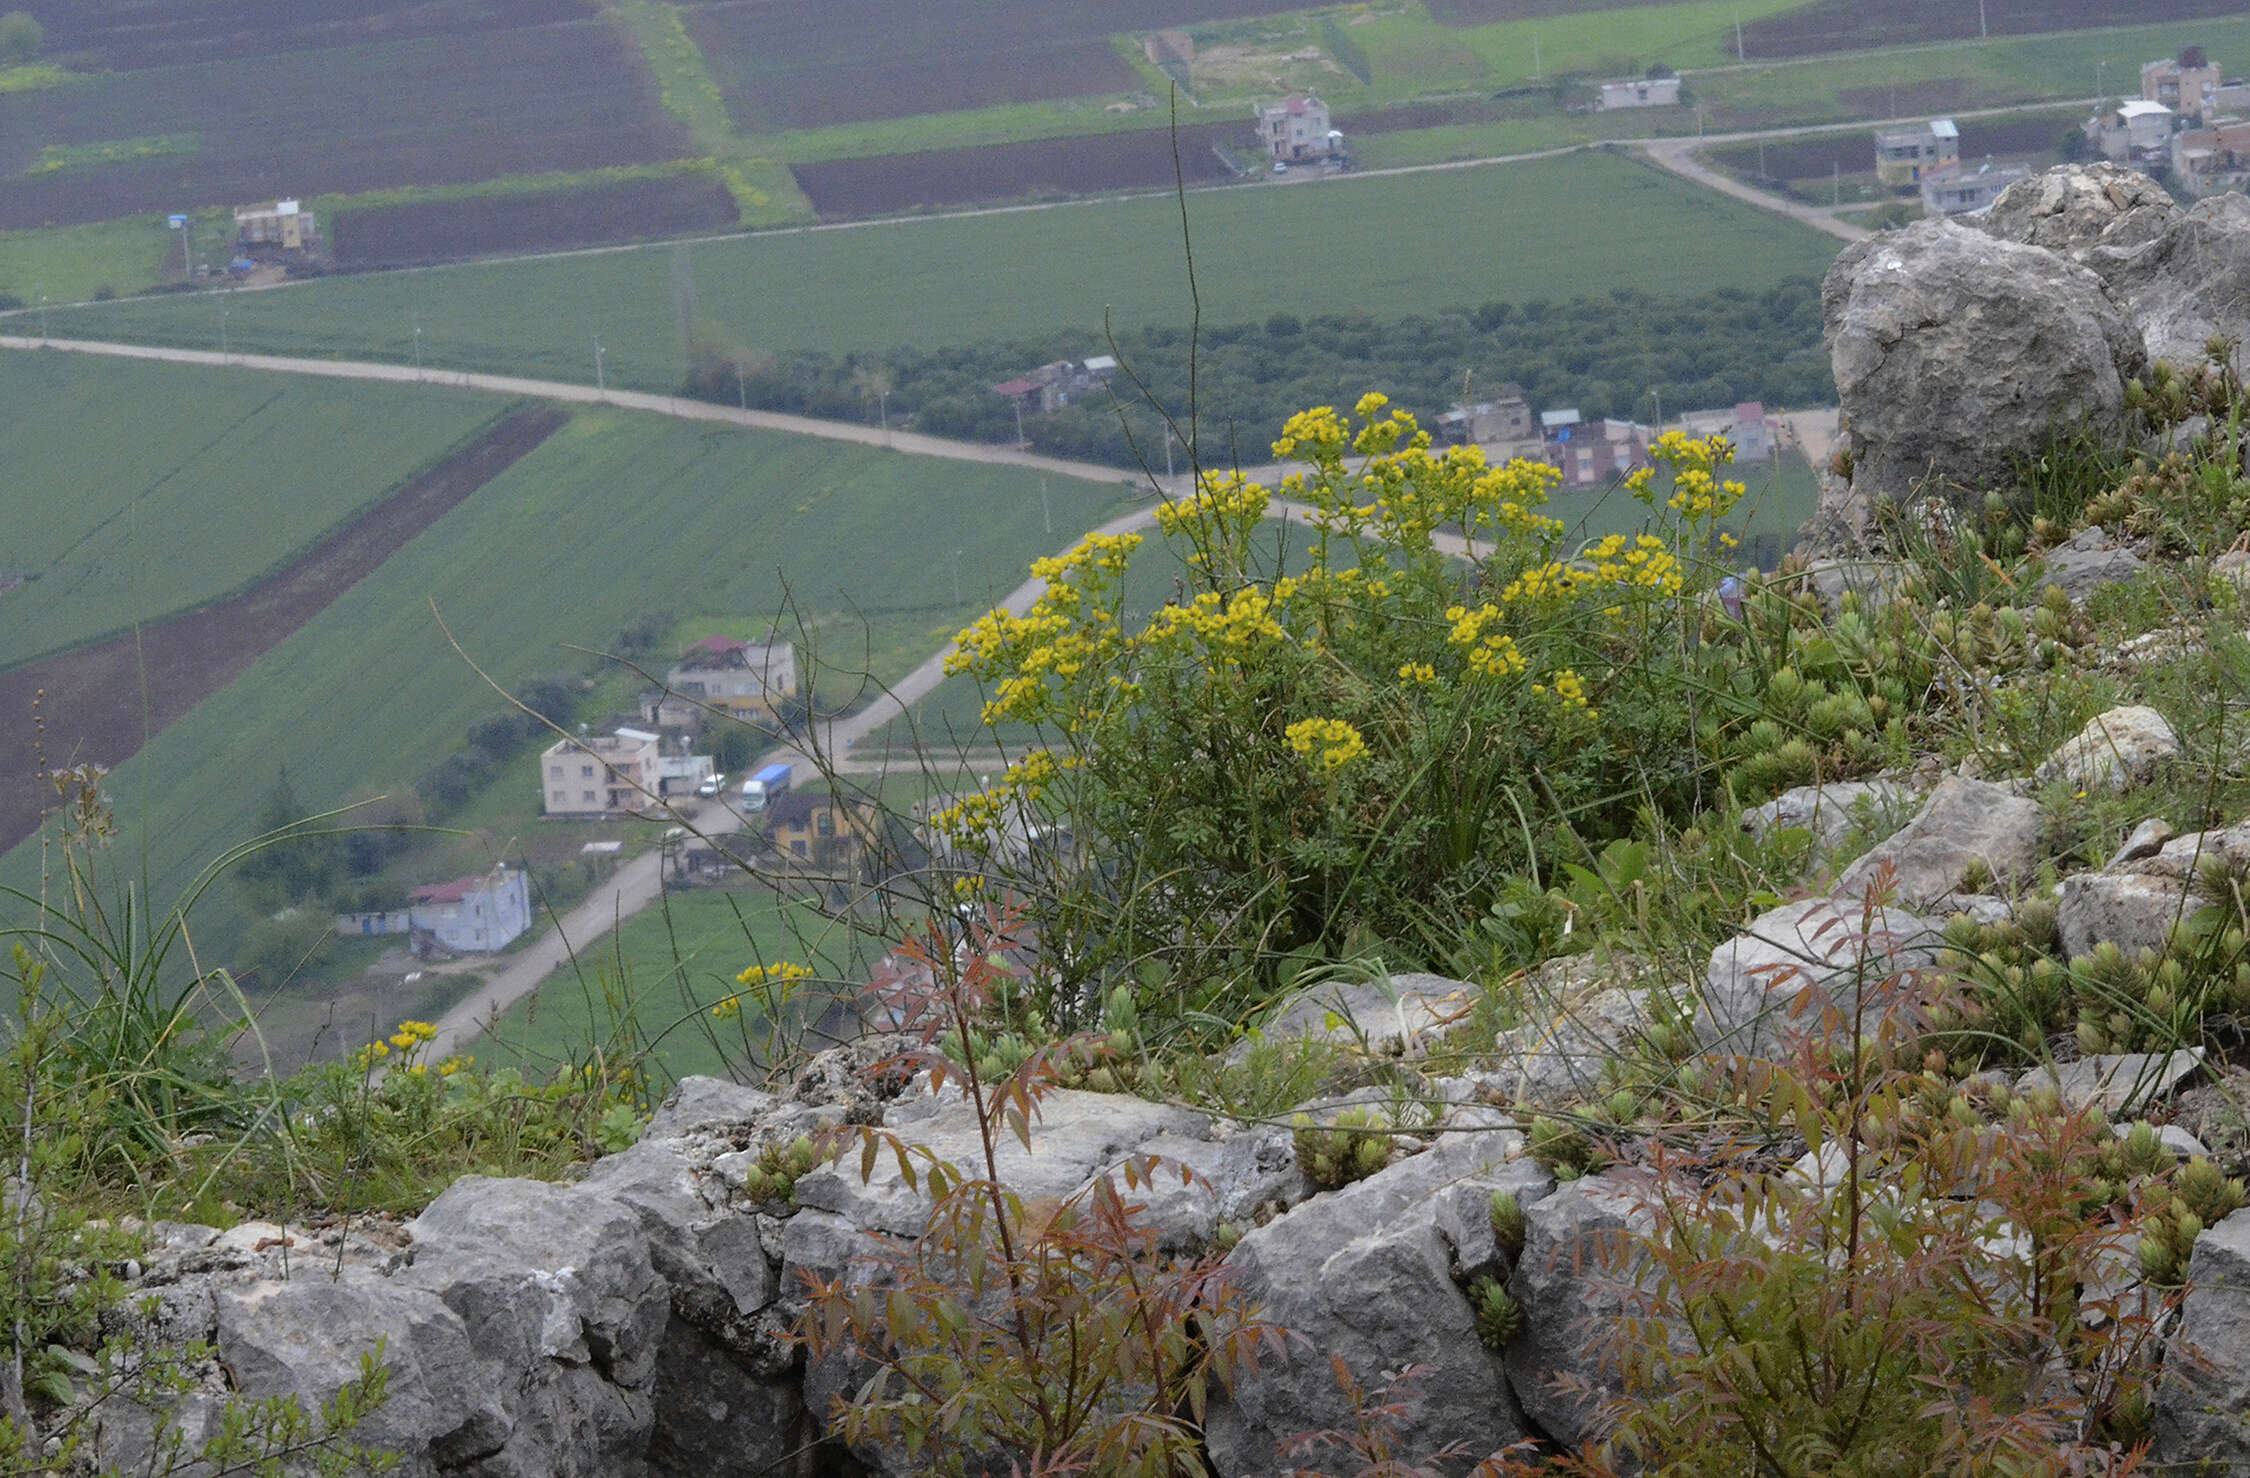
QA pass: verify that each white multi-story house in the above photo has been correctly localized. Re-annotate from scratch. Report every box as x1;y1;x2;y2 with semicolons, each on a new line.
1255;96;1342;164
541;729;661;816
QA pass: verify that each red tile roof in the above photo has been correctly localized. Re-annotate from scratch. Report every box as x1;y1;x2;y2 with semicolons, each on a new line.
685;635;747;656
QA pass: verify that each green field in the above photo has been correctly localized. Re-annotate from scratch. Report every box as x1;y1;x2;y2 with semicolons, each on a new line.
0;351;500;666
0;394;1137;958
32;151;1842;389
487;886;862;1081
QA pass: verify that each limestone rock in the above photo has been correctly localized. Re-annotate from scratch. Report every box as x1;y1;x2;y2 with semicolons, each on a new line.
1204;1128;1551;1477
2056;871;2189;959
1799;557;1901;614
2106;817;2175;869
1743;778;1917;854
2036;525;2146;604
2154;1206;2250;1468
1249;972;1481;1059
644;1076;776;1138
1977;163;2180;267
1699;896;1940;1055
1504;1171;1650;1453
2017;1049;2204;1115
1834;776;2046;911
213;1275;506;1476
1817;218;2144;541
1479;953;1656;1109
2105;191;2250;370
2037;705;2181;793
790;1088;1209;1236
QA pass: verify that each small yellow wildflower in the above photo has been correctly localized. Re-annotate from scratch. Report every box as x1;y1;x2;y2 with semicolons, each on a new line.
1285;717;1367;773
1399;661;1438;686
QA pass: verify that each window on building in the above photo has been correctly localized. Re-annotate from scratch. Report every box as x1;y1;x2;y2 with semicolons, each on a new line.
791;840;808;858
550;790;565;805
582;790;597;803
580;765;594;778
549;765;563;779
816;811;835;837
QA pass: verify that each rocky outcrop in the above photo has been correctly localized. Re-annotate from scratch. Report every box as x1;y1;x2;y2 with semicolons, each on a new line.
1817;217;2145;539
1204;1127;1553;1474
1982;167;2250;370
2034;525;2146;604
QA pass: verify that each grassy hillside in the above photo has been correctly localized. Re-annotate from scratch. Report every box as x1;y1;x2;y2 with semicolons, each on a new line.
0;350;500;667
36;152;1843;387
0;402;1136;958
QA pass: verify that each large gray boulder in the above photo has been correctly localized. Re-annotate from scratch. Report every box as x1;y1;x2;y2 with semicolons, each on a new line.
2056;871;2190;959
1204;1128;1553;1477
2034;525;2145;605
2108;191;2250;370
1743;778;1917;855
1699;896;1940;1055
2154;1206;2250;1467
1817;218;2144;541
1980;164;2250;372
1833;776;2046;911
214;1275;508;1476
1977;163;2180;267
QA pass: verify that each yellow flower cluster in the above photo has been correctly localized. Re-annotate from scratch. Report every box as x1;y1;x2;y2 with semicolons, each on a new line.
1532;667;1595;716
926;751;1069;849
349;1020;439;1074
1272;404;1351;461
1153;472;1271;536
1399;661;1438;686
1142;587;1288;654
713;961;814;1021
1445;604;1530;678
1286;716;1367;772
1625;431;1747;524
948;532;1141;724
1577;533;1684;596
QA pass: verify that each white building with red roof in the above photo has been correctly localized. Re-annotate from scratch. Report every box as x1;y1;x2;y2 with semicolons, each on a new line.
1255;95;1342;164
407;866;531;954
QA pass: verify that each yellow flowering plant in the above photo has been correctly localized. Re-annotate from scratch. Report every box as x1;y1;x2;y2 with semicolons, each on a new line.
940;399;1755;1015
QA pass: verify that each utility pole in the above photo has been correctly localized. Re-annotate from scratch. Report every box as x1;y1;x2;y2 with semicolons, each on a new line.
38;294;47;342
878;387;890;441
220;298;229;358
1531;32;1541;79
1013;399;1026;447
952;549;963;606
594;336;606;398
1833;160;1841;206
412;308;422;379
1735;12;1744;60
1758;140;1767;180
1978;0;1988;38
735;354;746;411
1040;476;1052;534
1652;387;1663;428
1164;424;1175;481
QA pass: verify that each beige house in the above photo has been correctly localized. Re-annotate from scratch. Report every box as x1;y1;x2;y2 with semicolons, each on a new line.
2144;52;2228;120
542;729;661;816
1873;119;1959;185
234;199;318;253
663;636;799;725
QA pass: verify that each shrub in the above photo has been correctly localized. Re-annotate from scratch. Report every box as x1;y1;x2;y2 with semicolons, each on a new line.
937;402;1751;1015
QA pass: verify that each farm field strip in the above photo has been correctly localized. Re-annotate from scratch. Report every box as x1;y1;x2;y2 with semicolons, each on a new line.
0;402;564;856
0;351;506;668
0;21;689;233
27;151;1845;383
